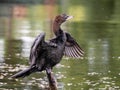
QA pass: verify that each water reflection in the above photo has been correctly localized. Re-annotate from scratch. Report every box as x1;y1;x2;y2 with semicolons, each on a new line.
0;39;4;63
0;1;120;90
88;40;109;73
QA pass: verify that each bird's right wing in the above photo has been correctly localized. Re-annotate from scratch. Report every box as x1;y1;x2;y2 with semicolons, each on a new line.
29;32;46;65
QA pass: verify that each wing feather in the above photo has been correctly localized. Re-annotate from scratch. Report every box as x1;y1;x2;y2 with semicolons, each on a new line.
64;33;84;58
29;32;45;65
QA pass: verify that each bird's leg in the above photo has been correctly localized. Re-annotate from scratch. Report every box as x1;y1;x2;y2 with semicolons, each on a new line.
46;68;57;90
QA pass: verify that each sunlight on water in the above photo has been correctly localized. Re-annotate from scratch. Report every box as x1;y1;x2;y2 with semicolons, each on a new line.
21;36;33;58
0;39;4;63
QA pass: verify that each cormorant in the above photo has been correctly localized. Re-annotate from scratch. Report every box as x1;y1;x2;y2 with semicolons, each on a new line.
11;14;84;79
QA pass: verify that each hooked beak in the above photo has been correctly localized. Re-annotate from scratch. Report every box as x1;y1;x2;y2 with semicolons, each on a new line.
66;15;73;20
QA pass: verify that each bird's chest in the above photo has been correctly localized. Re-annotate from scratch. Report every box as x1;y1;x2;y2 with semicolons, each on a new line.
47;45;65;62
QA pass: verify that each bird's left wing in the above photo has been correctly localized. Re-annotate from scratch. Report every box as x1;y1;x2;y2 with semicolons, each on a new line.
29;32;46;65
64;33;84;58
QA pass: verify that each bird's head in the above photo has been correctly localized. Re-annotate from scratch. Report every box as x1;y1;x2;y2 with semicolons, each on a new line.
54;14;73;25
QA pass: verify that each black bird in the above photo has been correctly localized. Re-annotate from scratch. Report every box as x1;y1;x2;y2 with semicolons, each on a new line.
11;14;84;78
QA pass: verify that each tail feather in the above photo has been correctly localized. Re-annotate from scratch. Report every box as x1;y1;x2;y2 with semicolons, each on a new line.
11;66;37;78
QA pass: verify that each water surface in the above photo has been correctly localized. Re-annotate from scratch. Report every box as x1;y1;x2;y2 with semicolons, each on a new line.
0;2;120;90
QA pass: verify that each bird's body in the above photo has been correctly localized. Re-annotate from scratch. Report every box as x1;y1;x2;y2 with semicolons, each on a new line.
30;29;67;71
11;14;84;78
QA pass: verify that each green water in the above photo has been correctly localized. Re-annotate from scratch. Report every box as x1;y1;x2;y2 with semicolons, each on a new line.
0;1;120;90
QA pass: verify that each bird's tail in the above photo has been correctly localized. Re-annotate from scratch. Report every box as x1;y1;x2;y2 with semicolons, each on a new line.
11;66;37;78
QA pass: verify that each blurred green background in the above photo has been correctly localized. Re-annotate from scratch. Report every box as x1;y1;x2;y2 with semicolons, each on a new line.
0;0;120;90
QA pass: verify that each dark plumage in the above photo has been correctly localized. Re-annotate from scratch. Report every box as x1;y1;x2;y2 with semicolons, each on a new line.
11;14;84;78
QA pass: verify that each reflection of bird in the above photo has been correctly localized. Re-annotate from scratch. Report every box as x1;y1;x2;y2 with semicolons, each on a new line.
11;14;84;78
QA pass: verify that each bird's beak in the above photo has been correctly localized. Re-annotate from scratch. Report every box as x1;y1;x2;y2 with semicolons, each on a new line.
66;16;73;20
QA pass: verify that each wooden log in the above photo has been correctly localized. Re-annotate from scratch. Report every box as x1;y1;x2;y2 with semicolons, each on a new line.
46;68;57;90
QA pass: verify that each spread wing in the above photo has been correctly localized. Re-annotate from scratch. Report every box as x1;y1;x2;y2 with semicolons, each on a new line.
64;33;84;58
29;32;46;65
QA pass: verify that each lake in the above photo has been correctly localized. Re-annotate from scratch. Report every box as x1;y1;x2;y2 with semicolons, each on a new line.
0;1;120;90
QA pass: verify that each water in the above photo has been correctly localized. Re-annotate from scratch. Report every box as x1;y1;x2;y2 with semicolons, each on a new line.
0;1;120;90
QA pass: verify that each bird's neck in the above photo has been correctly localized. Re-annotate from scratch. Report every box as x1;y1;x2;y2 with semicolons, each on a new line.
53;21;62;36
